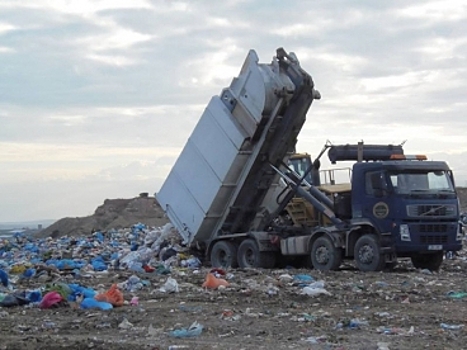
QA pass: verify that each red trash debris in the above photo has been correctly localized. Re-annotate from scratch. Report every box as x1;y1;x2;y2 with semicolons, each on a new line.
202;273;230;289
94;284;124;307
39;291;64;309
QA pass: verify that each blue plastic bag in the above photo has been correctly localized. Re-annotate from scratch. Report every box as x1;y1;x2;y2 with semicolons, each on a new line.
91;257;107;271
22;268;36;278
26;290;42;303
94;232;104;243
0;269;8;287
80;298;113;310
68;284;96;300
294;274;314;283
170;321;203;338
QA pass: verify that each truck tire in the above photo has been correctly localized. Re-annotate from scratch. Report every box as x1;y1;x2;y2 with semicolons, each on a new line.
310;236;342;271
411;252;443;271
354;234;385;272
237;239;276;268
211;241;238;268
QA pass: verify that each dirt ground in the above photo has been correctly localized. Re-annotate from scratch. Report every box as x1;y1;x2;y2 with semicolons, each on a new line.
1;257;467;350
14;190;466;350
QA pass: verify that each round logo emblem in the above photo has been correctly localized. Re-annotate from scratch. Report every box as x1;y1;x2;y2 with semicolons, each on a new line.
373;202;389;219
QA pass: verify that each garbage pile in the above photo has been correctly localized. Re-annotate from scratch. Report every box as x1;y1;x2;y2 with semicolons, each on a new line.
0;223;202;310
1;224;467;349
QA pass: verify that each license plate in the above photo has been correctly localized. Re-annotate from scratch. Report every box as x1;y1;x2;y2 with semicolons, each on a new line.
428;245;442;250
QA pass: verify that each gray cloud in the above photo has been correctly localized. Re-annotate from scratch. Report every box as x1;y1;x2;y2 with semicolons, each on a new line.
0;0;466;221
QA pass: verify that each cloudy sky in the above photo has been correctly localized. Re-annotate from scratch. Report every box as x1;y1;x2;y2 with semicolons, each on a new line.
0;0;466;222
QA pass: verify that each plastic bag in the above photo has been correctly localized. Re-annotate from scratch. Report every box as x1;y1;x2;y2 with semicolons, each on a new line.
80;297;113;310
202;273;229;289
91;256;107;271
144;229;161;246
151;224;174;254
301;287;331;297
169;321;203;338
94;284;124;307
159;277;179;293
26;290;42;303
68;284;96;300
39;291;65;309
0;269;8;287
0;293;30;307
294;274;314;283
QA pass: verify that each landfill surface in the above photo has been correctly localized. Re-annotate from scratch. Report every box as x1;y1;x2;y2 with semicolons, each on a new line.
1;222;467;350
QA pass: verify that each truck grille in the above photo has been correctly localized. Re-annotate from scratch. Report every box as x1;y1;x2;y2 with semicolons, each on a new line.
419;224;448;233
420;235;448;244
407;204;455;217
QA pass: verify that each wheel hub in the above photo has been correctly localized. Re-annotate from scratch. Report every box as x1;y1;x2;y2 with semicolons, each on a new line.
245;249;256;266
316;246;330;265
358;245;374;264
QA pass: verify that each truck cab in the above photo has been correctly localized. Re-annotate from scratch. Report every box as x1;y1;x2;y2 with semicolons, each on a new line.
350;158;462;269
287;147;463;271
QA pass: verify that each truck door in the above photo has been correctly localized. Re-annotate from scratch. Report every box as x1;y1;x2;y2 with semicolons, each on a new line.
361;171;393;232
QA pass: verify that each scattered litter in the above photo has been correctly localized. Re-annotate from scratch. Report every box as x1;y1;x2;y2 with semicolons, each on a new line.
447;291;467;299
348;318;369;329
39;291;66;309
169;321;203;338
377;342;390;350
301;286;331;297
159;277;179;293
202;273;229;289
80;298;113;310
118;318;134;329
94;284;124;307
1;216;467;349
440;323;464;330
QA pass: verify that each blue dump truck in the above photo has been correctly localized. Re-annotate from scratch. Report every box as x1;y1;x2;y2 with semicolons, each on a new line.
157;48;462;272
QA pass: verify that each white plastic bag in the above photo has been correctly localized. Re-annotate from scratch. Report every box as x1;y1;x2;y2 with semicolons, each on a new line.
159;277;179;293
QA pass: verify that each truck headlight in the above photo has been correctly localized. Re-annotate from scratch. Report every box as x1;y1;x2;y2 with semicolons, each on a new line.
400;224;411;241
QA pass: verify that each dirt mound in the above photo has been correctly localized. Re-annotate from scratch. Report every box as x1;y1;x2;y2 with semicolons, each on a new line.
37;187;467;239
37;194;169;238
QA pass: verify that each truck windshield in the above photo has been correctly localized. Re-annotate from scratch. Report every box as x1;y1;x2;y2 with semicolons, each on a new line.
388;170;454;194
288;156;313;184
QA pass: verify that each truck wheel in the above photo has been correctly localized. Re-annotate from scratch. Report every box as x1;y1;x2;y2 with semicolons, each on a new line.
237;239;276;268
354;234;385;272
410;252;443;271
310;236;342;271
211;241;238;268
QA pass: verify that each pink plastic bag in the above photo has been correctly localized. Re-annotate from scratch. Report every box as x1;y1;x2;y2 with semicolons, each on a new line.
39;291;63;309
